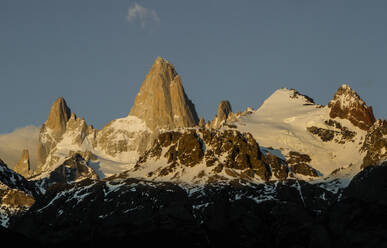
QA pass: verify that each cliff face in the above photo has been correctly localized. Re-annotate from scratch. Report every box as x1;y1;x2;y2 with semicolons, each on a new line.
129;57;199;131
361;120;387;168
45;97;71;137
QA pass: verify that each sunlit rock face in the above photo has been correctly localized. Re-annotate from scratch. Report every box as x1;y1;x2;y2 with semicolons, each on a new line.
328;84;375;130
361;120;387;169
0;159;35;228
14;149;31;178
129;57;199;132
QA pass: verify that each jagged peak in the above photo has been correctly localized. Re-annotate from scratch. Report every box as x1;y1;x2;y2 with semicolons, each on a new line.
14;149;31;177
154;56;171;65
218;100;233;118
46;97;72;132
329;84;365;107
339;83;351;90
150;56;178;81
69;113;77;120
210;100;233;129
328;84;375;130
129;57;199;131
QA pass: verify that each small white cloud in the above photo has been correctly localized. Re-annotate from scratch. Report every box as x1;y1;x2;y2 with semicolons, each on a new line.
128;2;160;28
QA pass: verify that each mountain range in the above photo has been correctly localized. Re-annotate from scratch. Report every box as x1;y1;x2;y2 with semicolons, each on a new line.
1;57;386;247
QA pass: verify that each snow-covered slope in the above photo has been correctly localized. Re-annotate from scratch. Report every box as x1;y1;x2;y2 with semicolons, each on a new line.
231;88;367;179
95;115;152;164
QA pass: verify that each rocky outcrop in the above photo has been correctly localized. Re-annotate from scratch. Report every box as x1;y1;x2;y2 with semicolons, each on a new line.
0;187;35;210
128;129;290;182
211;100;234;129
30;153;99;194
307;126;335;142
0;159;35;196
210;102;255;130
361;120;387;169
198;117;206;128
328;84;375;130
290;163;320;177
286;151;320;177
13;150;31;178
289;89;316;104
0;185;35;228
217;101;232;121
264;153;288;180
129;57;199;131
45;153;98;184
66;114;96;147
306;118;357;144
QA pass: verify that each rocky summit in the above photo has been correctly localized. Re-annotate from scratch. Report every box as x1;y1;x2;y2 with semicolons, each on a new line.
328;84;376;130
36;97;97;173
1;58;387;248
45;97;72;136
129;57;199;131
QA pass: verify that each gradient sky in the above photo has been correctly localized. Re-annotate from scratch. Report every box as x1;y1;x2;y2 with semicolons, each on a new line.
1;0;387;133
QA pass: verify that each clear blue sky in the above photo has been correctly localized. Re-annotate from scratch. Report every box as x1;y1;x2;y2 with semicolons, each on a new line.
1;0;386;133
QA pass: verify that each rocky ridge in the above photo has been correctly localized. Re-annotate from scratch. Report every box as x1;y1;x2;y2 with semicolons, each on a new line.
128;129;273;182
209;101;255;129
33;153;99;192
229;87;372;178
115;128;326;183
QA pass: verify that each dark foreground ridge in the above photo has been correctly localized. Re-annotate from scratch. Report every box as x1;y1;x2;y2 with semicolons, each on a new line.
2;162;385;248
